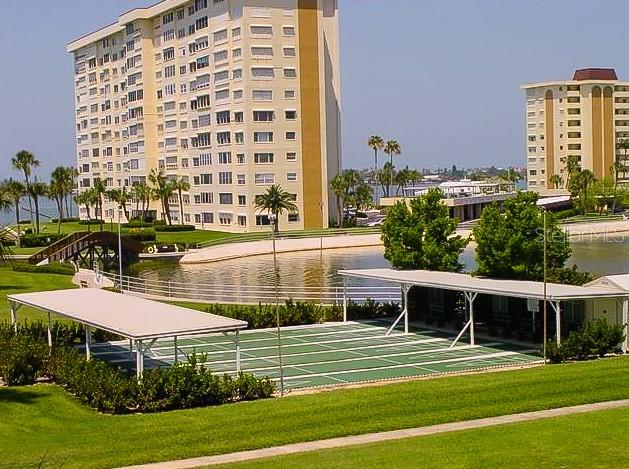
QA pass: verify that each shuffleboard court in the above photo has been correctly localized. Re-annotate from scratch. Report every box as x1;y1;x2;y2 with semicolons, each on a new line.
88;321;541;390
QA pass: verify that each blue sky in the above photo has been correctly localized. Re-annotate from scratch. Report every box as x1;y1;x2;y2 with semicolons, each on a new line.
0;0;627;180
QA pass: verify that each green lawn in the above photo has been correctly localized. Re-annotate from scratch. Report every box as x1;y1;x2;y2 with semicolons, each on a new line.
222;406;629;469
0;357;628;468
0;267;76;323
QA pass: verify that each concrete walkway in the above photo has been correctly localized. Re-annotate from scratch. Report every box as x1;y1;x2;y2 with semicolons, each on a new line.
118;399;629;469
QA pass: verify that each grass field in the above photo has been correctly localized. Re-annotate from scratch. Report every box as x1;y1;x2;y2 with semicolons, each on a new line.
220;406;629;469
0;267;75;323
0;357;628;469
91;322;539;389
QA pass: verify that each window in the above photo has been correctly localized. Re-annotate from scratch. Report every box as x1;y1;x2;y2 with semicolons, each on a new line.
288;213;299;222
283;47;296;57
283;68;297;78
163;47;175;61
216;132;231;144
285;110;297;120
286;172;297;182
199;114;211;127
164;65;176;78
256;214;271;226
238;216;247;227
237;174;246;185
238;195;246;205
285;131;296;140
214;70;229;82
196;55;210;69
233;48;242;59
196;16;209;30
253;110;274;122
284;89;296;99
252;46;274;57
251;25;273;35
215;88;230;100
286;152;297;161
234;111;244;123
163;12;174;24
213;29;228;43
199;192;213;204
163;29;175;42
232;27;241;38
216;110;230;124
197;94;211;108
214;50;228;63
195;0;208;10
236;153;245;164
254;132;274;143
253;90;273;101
233;69;243;80
219;193;233;204
219;213;232;225
252;67;275;79
235;131;244;143
233;90;243;100
218;151;232;164
283;26;295;36
218;172;232;184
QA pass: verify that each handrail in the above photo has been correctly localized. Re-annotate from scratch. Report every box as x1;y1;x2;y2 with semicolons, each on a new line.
98;270;400;306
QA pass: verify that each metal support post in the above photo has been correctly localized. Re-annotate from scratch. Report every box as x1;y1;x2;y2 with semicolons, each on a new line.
402;284;409;334
47;312;53;349
173;336;178;364
10;302;18;333
342;277;348;322
467;292;478;346
85;326;92;360
136;340;143;378
235;330;241;372
555;301;561;345
623;298;628;354
129;339;133;353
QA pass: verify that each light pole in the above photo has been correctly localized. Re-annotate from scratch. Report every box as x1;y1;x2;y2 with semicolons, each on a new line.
542;207;547;363
269;213;284;396
118;206;123;293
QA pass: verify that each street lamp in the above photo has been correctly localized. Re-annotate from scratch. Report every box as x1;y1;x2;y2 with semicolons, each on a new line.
118;205;123;293
542;207;547;363
269;213;284;396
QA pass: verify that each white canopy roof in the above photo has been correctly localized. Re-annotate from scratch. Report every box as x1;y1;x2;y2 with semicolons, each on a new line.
339;269;629;301
8;289;247;339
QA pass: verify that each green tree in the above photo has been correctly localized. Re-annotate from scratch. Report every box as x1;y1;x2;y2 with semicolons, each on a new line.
549;174;563;189
74;191;93;221
107;187;131;222
570;169;596;215
92;178;107;229
2;179;26;229
377;162;395;198
29;181;48;234
561;155;581;189
353;183;374;211
381;188;469;271
11;150;40;226
474;191;573;282
384;140;401;196
499;168;522;183
330;170;361;226
368;135;385;169
132;181;152;222
254;185;298;233
148;169;176;225
172;177;191;225
49;167;69;233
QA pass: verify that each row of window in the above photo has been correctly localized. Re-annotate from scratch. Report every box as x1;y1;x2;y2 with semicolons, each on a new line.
192;171;297;185
193;212;299;227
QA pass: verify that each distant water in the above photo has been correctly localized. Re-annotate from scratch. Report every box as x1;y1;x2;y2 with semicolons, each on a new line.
0;198;76;226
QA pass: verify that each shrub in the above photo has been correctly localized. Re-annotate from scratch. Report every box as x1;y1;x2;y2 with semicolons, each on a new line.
11;261;75;276
543;340;564;364
50;217;80;223
122;220;154;228
154;224;196;232
78;219;105;226
0;238;16;247
19;233;66;247
123;229;156;242
544;318;625;363
0;334;48;385
552;208;581;220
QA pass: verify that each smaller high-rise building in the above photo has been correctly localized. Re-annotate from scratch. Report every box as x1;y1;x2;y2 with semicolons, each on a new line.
522;68;629;192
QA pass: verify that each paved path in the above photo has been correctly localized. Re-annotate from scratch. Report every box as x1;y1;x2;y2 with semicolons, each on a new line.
118;399;629;469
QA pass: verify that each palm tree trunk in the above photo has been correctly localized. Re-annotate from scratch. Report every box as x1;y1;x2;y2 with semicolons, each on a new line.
374;148;378;169
24;174;33;227
337;197;343;228
274;210;279;233
179;189;184;225
33;195;40;234
56;197;63;234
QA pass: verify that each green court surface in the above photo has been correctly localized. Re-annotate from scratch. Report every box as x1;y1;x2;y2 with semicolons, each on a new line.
88;322;541;390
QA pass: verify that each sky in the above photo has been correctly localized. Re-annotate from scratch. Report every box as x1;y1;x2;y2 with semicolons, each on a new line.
1;0;628;181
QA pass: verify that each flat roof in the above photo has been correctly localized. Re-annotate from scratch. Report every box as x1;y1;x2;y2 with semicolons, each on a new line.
7;289;247;339
339;269;628;301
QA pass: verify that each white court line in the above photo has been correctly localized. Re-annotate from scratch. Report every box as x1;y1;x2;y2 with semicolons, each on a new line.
140;337;449;366
267;351;526;381
240;343;499;374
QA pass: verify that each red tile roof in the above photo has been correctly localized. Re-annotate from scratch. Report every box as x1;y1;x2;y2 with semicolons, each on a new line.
573;68;618;81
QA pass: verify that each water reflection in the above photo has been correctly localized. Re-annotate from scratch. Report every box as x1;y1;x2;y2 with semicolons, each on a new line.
128;239;629;288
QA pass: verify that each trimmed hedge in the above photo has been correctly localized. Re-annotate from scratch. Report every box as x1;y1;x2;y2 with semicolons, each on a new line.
11;262;75;276
123;229;156;242
50;217;80;223
154;224;196;232
78;219;105;226
19;233;66;247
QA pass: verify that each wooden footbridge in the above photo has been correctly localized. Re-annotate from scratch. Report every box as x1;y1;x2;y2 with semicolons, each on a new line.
28;231;142;269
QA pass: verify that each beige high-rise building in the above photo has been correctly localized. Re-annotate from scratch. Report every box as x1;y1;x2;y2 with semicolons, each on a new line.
68;0;341;232
522;68;629;193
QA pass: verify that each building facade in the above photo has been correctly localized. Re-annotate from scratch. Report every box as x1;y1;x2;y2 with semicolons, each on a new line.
522;68;629;193
68;0;341;232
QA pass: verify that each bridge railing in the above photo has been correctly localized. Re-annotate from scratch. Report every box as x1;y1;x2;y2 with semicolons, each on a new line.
97;269;401;306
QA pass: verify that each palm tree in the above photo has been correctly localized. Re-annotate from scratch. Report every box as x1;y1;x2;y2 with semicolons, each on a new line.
107;187;131;222
254;185;298;233
172;177;191;225
49;168;68;234
11;151;40;226
74;191;93;221
3;179;26;229
92;178;107;229
63;167;78;219
148;169;175;225
383;140;401;196
573;169;596;215
29;181;47;234
330;170;361;226
132;181;152;222
615;139;629;180
549;174;563;190
377;162;395;198
562;155;581;189
368;135;385;169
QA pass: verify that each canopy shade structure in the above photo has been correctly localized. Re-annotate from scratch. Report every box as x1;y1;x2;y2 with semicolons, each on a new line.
338;269;629;350
7;289;247;377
